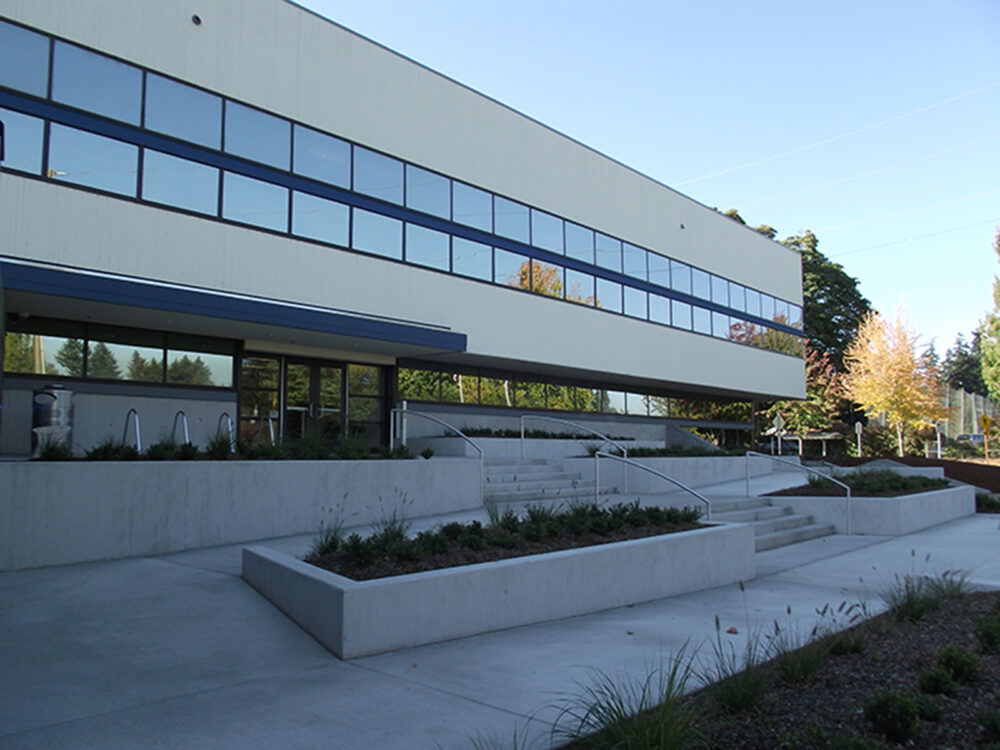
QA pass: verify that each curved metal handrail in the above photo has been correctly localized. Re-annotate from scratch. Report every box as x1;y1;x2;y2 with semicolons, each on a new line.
519;414;630;460
745;450;853;534
254;415;276;444
217;412;236;453
171;410;190;445
594;451;711;521
390;405;484;504
122;408;142;453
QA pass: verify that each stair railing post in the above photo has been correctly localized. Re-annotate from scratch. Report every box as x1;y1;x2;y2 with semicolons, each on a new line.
745;453;750;497
594;453;600;504
519;414;525;460
400;400;408;450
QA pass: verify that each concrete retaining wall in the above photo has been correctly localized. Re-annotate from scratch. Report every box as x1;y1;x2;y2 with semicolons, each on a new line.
0;458;480;571
562;455;790;495
775;485;975;536
242;521;755;658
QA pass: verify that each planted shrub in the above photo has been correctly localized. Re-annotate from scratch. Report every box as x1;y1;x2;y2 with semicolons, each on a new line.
177;442;199;460
205;433;233;460
864;689;920;743
420;447;434;459
35;437;73;460
768;624;829;684
916;694;943;722
309;520;344;558
333;437;368;460
979;694;1000;742
703;615;768;714
146;439;178;460
937;644;978;682
881;574;939;623
416;530;449;555
441;522;464;541
343;533;375;567
975;615;1000;653
918;665;958;696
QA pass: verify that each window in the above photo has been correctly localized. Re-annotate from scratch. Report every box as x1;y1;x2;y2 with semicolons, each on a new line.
745;289;762;317
728;282;745;312
166;334;234;387
711;275;728;306
595;233;622;272
405;224;449;270
531;260;564;298
565;269;594;306
0;19;49;96
649;294;670;325
452;238;492;280
671;300;692;330
761;294;775;321
624;287;647;319
222;171;288;231
352;208;402;259
596;278;622;313
494;196;529;243
692;306;711;334
87;326;164;382
565;222;594;264
48;124;138;197
291;191;349;246
648;253;669;287
0;106;44;174
452;181;492;231
671;260;692;294
3;318;86;377
145;74;222;148
494;248;529;288
530;209;563;253
712;312;730;339
142;150;219;215
293;124;350;188
224;101;291;169
692;269;711;300
405;165;450;218
353;147;403;204
623;244;647;281
51;41;142;124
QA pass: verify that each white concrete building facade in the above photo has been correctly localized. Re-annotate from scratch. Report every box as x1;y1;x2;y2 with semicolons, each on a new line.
0;0;805;455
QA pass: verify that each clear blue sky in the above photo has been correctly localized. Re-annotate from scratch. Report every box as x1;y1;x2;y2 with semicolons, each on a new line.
299;0;1000;358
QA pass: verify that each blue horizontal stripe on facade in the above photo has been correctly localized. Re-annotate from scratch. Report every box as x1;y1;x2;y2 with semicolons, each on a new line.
0;88;803;338
0;260;467;352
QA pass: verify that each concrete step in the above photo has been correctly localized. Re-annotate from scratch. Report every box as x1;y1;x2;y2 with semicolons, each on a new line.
484;470;581;484
754;522;836;552
698;497;771;514
485;477;587;493
484;485;601;504
711;505;789;524
483;458;548;467
751;513;816;536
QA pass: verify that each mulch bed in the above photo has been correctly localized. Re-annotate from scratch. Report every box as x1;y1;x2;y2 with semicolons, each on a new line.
688;590;1000;749
829;457;1000;493
308;521;704;581
765;484;943;498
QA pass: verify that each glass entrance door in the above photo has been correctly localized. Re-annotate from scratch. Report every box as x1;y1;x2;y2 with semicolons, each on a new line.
284;359;343;445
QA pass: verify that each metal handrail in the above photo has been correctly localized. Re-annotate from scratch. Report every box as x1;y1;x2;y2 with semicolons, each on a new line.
745;450;853;535
254;415;276;444
594;451;711;521
390;403;484;504
122;408;142;453
171;410;190;445
520;414;631;492
217;412;236;453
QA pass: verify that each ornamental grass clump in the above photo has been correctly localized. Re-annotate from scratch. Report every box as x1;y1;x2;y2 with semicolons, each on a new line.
864;689;920;744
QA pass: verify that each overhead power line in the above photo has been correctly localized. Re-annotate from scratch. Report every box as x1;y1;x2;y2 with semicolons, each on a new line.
828;217;1000;258
674;80;1000;186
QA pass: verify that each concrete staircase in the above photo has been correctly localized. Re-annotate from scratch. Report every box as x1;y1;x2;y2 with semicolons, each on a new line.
483;457;600;506
710;497;836;552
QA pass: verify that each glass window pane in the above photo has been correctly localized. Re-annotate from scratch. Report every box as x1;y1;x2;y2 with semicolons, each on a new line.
545;384;574;411
728;282;745;312
565;269;595;306
649;294;670;324
603;390;625;414
0;106;44;173
626;393;649;416
352;208;402;259
48;124;138;196
692;306;711;334
142;149;219;215
573;387;600;413
773;299;791;325
596;278;622;313
671;260;692;294
398;368;440;401
442;371;478;404
0;19;49;96
648;253;669;287
405;164;449;218
87;339;164;382
761;294;775;321
789;303;803;329
711;275;728;306
515;380;546;409
167;350;232;387
405;224;449;270
292;191;349;246
349;364;383;395
692;269;711;300
624;287;647;319
494;196;529;243
672;300;692;330
452;237;492;280
712;312;730;339
494;248;529;288
3;332;84;376
480;377;512;407
531;260;564;298
293;124;350;188
623;244;647;281
52;41;141;124
530;209;563;253
145;74;221;149
353;146;402;204
452;181;492;231
745;289;762;317
595;233;622;272
224;101;290;170
222;172;288;231
564;222;594;264
241;356;280;390
348;395;382;422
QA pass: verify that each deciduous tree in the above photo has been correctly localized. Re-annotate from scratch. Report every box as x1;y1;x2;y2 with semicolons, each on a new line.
843;310;948;456
980;230;1000;403
766;344;842;436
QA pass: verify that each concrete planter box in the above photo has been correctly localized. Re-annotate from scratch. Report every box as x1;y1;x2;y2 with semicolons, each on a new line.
775;485;975;536
0;458;480;571
242;522;755;659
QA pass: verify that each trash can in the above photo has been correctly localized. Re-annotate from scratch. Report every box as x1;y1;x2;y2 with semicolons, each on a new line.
32;384;74;457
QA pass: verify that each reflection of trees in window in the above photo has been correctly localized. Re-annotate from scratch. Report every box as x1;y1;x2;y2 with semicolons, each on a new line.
87;342;122;379
55;338;85;377
480;377;512;406
167;355;213;385
128;351;163;382
398;368;440;401
3;333;38;373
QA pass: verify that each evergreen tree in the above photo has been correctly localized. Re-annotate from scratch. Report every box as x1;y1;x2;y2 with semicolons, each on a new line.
54;338;85;377
980;230;1000;403
166;355;213;385
941;332;986;396
127;351;163;382
3;332;36;373
87;342;122;380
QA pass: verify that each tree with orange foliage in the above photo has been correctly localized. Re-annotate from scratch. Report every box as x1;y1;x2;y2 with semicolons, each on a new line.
766;343;842;437
843;310;948;457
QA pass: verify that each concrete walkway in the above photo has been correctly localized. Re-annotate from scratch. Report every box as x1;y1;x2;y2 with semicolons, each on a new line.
2;512;999;749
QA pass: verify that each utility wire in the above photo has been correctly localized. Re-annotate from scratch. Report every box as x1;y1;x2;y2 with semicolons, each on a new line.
674;81;1000;186
815;188;1000;233
736;133;1000;208
829;216;1000;258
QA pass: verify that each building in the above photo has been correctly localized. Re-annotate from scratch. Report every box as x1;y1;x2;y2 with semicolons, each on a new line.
0;0;805;456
